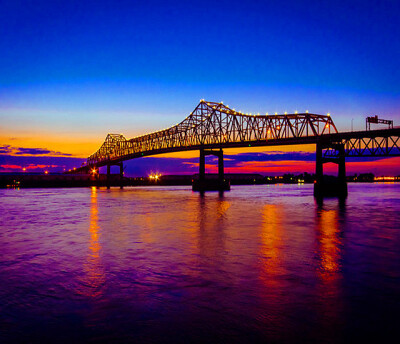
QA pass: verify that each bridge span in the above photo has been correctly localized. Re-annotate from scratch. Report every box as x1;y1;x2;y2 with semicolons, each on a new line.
71;100;400;195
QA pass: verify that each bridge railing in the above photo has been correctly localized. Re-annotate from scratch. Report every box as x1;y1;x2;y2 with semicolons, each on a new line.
322;130;400;158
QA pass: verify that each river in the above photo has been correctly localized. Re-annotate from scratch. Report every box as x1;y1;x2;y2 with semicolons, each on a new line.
1;184;399;343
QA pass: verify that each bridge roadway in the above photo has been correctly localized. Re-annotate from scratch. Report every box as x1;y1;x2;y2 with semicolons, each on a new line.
69;101;400;195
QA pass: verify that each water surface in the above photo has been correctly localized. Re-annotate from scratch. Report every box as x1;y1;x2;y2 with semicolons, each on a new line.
1;184;400;343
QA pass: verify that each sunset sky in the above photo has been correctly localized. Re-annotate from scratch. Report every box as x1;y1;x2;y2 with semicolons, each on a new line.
1;0;399;176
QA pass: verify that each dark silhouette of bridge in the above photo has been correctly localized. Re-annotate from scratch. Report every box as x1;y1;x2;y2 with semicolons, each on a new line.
70;100;400;195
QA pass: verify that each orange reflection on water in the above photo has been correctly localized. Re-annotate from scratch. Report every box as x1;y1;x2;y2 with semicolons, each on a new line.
316;208;341;274
257;203;288;336
217;200;231;218
78;187;105;298
315;202;344;339
139;210;156;244
260;204;284;285
261;204;282;271
195;197;230;263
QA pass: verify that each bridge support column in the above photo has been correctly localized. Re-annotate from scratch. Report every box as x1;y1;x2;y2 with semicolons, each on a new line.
314;141;347;198
95;167;100;188
218;148;224;183
338;145;346;185
119;163;124;189
199;148;205;182
106;164;111;189
315;143;323;187
193;148;229;191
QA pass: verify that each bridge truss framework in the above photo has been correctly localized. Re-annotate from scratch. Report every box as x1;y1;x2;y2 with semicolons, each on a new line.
87;100;336;167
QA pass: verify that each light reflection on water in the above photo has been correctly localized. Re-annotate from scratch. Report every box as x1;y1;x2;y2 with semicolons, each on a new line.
76;187;105;299
317;207;341;273
315;201;344;342
0;184;400;343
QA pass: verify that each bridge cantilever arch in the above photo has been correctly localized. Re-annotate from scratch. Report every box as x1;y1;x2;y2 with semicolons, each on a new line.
72;100;400;196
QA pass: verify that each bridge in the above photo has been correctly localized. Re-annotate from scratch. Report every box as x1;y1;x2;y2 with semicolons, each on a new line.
71;100;400;195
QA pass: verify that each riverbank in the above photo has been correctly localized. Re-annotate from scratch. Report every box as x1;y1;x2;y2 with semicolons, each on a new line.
1;172;399;188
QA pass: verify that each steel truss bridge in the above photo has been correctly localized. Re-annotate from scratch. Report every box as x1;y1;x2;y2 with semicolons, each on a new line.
72;100;400;195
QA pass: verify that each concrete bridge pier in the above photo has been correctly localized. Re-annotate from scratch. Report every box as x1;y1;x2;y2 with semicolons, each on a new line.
199;148;224;183
106;163;124;189
119;163;124;189
218;149;224;183
199;148;205;182
193;148;230;191
107;164;111;189
314;141;347;198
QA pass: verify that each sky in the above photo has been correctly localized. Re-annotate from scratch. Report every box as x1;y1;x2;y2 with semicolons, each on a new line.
1;0;399;176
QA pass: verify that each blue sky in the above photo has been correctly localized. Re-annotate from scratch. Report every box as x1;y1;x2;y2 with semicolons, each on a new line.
0;0;399;175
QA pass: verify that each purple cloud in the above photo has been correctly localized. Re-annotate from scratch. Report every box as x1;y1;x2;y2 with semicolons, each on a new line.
0;145;73;156
0;145;12;154
0;155;85;172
